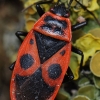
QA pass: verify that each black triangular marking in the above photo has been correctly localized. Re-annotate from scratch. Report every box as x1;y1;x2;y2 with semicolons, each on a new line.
34;31;67;64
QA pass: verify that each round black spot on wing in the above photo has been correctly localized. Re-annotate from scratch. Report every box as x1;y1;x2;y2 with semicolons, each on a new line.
48;64;62;80
20;54;34;70
30;39;34;44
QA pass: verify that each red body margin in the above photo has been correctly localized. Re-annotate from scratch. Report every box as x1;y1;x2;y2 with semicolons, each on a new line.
10;11;72;100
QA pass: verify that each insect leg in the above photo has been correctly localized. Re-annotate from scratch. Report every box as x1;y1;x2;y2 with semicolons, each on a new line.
72;21;87;31
9;61;16;71
72;46;94;84
35;3;45;17
63;46;84;82
72;46;84;71
63;67;74;82
15;31;28;42
35;0;53;16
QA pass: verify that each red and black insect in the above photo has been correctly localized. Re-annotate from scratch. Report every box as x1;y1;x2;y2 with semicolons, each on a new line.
9;0;98;100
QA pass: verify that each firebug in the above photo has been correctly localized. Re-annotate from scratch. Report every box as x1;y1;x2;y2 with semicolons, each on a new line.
9;0;99;100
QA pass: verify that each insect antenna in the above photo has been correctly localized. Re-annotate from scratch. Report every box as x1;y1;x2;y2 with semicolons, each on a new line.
21;1;37;12
21;0;53;12
75;0;100;26
67;0;73;9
